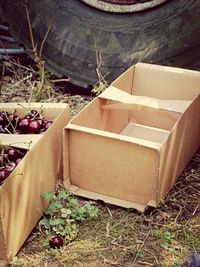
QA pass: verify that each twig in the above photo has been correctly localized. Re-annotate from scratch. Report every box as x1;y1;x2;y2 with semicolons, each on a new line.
93;35;108;86
8;58;37;73
39;23;52;59
0;64;5;95
174;203;182;224
143;248;159;266
105;205;113;217
27;79;36;103
106;222;110;238
192;203;200;216
132;230;151;264
24;0;37;60
50;78;70;83
6;74;33;90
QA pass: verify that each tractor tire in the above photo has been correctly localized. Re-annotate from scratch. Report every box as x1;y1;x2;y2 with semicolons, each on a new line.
0;0;200;89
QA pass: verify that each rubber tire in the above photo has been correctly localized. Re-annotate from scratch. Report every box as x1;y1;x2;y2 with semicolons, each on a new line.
0;0;200;88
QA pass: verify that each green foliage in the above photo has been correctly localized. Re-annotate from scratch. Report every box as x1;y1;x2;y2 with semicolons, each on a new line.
91;81;107;95
160;231;175;250
10;256;28;266
39;191;98;247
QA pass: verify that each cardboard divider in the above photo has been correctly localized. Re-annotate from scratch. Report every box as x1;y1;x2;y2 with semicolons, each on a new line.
69;95;181;141
99;86;192;113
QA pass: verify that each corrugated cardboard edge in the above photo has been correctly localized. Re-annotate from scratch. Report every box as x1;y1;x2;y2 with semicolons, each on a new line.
0;210;7;261
0;134;41;150
67;123;162;150
67;185;149;212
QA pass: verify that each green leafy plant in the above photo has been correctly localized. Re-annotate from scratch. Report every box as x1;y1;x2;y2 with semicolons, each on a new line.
10;256;28;266
160;231;175;250
92;81;108;95
39;190;98;248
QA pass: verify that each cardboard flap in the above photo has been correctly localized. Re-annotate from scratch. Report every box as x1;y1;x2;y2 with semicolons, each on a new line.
0;134;41;149
99;86;192;113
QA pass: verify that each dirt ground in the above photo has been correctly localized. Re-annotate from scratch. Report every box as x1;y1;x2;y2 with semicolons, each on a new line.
0;56;200;267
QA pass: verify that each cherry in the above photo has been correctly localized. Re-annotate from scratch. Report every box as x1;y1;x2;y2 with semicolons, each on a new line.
9;114;18;124
7;148;19;161
0;169;10;183
0;114;5;126
0;112;9;127
49;236;64;249
15;130;22;134
0;111;9;126
37;119;43;127
30;110;39;119
5;162;17;172
23;115;31;120
28;120;41;134
15;158;22;165
18;118;30;133
43;120;53;131
4;114;18;133
0;125;6;133
0;110;53;134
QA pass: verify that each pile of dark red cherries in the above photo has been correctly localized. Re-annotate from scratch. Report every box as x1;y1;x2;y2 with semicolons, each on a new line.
0;145;26;184
0;109;53;184
0;109;53;134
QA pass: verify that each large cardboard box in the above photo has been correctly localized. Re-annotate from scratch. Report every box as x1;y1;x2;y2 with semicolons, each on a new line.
63;63;200;212
0;103;70;262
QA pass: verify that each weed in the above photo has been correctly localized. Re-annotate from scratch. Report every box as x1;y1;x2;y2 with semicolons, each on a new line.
91;38;108;95
24;0;53;101
91;81;108;95
39;190;98;248
10;256;28;266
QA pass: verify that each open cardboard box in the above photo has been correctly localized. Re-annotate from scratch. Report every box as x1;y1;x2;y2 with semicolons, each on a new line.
0;103;70;262
63;63;200;212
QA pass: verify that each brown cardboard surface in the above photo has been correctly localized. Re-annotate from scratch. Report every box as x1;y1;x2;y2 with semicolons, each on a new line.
110;65;134;94
120;122;169;144
68;185;147;212
111;63;200;100
100;86;192;113
158;95;200;201
0;134;41;149
64;63;200;211
0;103;70;260
67;130;159;206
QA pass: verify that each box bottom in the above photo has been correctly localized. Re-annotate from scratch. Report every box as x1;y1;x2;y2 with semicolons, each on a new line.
120;122;169;144
68;185;157;212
